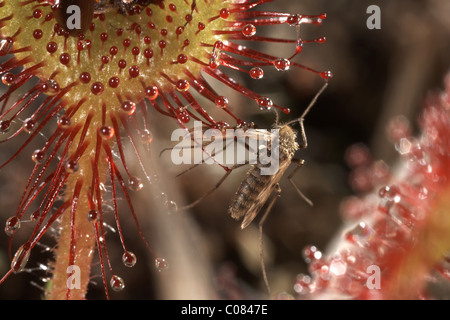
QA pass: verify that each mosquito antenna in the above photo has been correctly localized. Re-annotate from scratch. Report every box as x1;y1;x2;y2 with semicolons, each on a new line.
284;81;328;148
284;81;328;128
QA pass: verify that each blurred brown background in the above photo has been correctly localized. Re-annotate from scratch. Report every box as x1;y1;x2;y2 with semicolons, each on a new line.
0;0;449;299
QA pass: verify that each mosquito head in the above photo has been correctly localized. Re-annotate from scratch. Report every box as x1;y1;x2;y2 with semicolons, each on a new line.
278;125;299;158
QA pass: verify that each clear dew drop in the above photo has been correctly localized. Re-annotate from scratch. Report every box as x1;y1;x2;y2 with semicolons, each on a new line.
11;243;31;273
122;251;137;268
5;216;21;236
155;257;169;272
128;176;143;191
140;129;153;144
165;200;178;212
110;275;125;291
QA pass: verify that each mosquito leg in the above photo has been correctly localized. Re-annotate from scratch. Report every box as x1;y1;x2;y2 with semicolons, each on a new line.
258;183;282;294
176;163;248;211
288;158;313;206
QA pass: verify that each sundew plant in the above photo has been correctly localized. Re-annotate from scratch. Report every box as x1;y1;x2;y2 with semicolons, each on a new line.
0;0;330;299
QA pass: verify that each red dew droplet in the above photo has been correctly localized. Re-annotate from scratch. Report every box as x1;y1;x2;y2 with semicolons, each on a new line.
197;22;205;31
158;40;166;53
0;120;11;133
41;79;60;95
182;39;190;49
108;76;120;88
176;107;190;123
91;82;104;95
177;54;187;64
33;9;43;19
129;65;140;78
110;46;118;56
65;159;79;173
59;52;71;65
44;12;53;22
101;55;110;65
123;38;131;49
121;101;136;115
32;149;46;164
79;72;91;84
99;125;114;140
46;41;58;54
87;209;99;223
176;79;189;92
274;58;291;71
143;48;153;60
100;32;108;43
131;46;140;57
23;118;37;133
2;72;15;85
118;59;127;70
287;14;300;26
215;96;229;109
242;24;256;37
57;115;71;129
175;26;184;36
316;37;326;43
320;70;333;80
220;8;230;19
145;86;158;100
33;29;43;40
257;97;273;109
249;67;264;79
